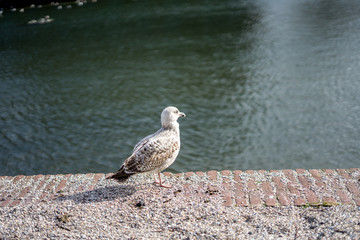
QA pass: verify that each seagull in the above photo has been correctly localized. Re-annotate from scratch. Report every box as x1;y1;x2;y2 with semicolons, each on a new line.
107;106;186;188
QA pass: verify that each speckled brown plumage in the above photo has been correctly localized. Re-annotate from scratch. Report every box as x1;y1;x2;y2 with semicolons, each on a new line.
107;106;185;187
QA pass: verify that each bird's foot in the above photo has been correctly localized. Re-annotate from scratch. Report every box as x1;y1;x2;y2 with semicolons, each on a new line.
158;183;172;188
153;181;172;188
153;173;171;188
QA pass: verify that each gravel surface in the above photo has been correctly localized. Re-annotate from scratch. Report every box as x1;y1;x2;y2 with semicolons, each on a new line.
1;175;360;239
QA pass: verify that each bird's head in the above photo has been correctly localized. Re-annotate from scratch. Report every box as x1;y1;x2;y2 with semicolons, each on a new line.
161;106;186;128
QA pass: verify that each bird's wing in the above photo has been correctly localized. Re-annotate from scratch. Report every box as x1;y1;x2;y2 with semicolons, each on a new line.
124;133;179;174
132;129;162;152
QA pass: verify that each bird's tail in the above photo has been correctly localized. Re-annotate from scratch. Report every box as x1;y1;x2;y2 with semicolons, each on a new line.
106;166;134;183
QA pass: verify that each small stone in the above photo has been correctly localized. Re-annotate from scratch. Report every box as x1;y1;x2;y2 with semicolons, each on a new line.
56;214;70;223
135;200;145;208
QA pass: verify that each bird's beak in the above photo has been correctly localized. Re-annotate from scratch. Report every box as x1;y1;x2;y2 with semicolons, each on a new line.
179;112;186;117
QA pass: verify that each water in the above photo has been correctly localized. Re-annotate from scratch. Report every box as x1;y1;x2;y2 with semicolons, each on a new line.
1;0;360;176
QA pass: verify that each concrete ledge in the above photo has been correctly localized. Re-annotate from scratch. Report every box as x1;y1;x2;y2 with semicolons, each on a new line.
1;168;360;208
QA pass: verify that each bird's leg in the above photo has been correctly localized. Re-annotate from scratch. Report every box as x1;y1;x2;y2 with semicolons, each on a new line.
153;173;160;184
157;172;172;188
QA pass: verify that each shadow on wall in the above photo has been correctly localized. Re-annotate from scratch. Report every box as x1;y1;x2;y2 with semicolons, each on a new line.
55;185;136;204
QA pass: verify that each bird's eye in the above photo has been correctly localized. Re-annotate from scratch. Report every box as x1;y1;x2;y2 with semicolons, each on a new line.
175;110;178;113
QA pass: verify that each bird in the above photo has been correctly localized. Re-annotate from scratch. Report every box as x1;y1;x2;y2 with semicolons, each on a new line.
107;106;186;188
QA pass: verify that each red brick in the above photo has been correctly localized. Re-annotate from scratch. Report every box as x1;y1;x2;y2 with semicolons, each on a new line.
298;176;311;188
55;180;68;193
283;170;296;182
86;173;94;177
258;170;267;174
64;174;73;178
247;180;257;190
222;183;232;207
346;182;360;195
222;191;233;207
249;191;262;206
235;197;248;206
77;185;85;192
183;184;192;197
265;197;277;206
315;181;326;188
25;196;34;205
39;192;49;201
233;173;241;182
222;182;231;191
174;173;184;178
233;170;243;175
220;170;231;176
336;169;351;180
322;169;334;175
33;174;44;181
185;172;194;178
322;196;338;204
276;190;290;206
336;189;353;204
44;179;57;192
353;196;360;206
222;176;231;183
309;169;322;181
4;169;360;208
35;175;51;191
281;169;293;174
287;183;301;197
194;182;205;197
262;182;274;197
272;177;285;190
207;171;217;181
0;198;12;207
0;188;8;199
328;177;342;190
262;182;276;206
195;172;205;177
162;172;172;177
305;190;319;203
205;185;220;198
13;175;25;184
93;173;104;185
295;169;306;174
9;200;21;207
269;170;280;173
234;183;245;198
17;186;31;199
294;197;307;206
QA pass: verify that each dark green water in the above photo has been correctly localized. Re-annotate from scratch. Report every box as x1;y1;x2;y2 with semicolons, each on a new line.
1;0;360;176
